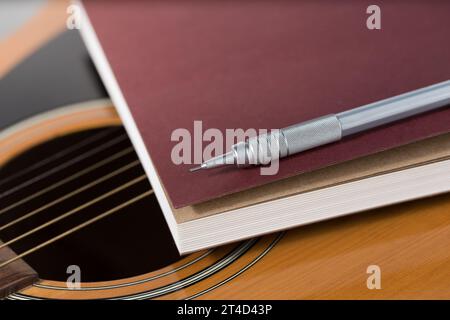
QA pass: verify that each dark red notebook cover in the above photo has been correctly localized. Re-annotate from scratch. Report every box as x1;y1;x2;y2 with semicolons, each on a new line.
83;0;450;208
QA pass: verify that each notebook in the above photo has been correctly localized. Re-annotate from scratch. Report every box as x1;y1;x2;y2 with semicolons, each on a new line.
79;0;450;253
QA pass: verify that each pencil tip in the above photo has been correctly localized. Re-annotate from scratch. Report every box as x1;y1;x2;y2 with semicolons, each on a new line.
189;165;203;172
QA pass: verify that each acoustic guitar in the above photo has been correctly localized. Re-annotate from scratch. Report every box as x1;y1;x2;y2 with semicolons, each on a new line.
0;100;449;300
1;0;449;300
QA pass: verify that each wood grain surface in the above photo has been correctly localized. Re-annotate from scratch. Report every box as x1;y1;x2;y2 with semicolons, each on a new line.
199;194;450;299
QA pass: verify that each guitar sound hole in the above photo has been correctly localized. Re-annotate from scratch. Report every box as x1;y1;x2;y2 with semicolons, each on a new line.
0;126;181;282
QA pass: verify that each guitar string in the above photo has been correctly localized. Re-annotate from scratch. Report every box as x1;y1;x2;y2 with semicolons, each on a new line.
0;174;147;250
0;133;128;199
0;160;141;232
0;127;121;188
0;147;134;216
0;190;154;269
0;130;150;270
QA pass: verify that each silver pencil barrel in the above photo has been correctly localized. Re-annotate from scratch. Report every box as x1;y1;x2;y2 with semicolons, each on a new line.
337;80;450;136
